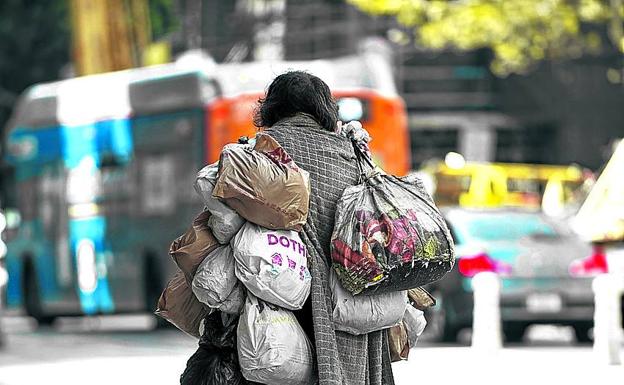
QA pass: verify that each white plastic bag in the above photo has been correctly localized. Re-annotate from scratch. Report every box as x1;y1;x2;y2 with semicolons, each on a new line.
231;223;311;310
403;305;427;348
219;281;245;315
195;163;245;244
192;245;244;314
330;270;407;335
237;294;315;385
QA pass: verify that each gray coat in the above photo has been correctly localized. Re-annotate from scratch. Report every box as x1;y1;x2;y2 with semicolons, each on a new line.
265;113;395;385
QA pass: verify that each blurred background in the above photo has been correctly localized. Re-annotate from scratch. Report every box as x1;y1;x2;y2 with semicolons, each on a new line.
0;1;623;384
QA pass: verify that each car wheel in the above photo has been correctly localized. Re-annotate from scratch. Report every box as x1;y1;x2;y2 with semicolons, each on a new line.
573;323;592;344
504;323;526;343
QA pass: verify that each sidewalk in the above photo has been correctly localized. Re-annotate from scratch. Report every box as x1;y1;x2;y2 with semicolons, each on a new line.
392;345;624;385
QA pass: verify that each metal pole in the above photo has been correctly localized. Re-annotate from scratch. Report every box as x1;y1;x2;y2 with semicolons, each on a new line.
471;272;503;350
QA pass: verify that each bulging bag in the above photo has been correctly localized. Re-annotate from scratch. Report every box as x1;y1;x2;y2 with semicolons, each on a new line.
231;223;311;310
181;312;250;385
170;210;220;283
212;134;310;231
192;245;243;314
329;270;407;335
403;305;427;348
155;271;212;338
219;281;246;315
237;294;315;385
331;149;455;294
388;322;410;362
388;302;428;363
195;163;245;244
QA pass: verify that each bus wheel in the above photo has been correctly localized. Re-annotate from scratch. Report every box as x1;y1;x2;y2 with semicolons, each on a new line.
22;259;55;326
143;252;167;327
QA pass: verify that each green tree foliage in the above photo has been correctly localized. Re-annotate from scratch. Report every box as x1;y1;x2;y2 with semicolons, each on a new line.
149;0;178;40
349;0;624;75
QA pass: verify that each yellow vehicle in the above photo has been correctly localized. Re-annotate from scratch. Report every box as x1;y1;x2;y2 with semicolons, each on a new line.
421;159;593;212
574;139;624;243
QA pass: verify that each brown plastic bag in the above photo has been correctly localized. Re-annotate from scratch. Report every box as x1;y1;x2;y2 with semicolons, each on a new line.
388;288;434;362
155;271;213;338
408;287;436;310
212;134;310;231
169;210;220;283
388;322;410;362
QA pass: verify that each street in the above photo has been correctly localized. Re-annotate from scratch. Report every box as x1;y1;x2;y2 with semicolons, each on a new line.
1;315;623;385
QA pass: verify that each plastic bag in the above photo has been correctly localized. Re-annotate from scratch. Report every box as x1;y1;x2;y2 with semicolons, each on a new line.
170;210;220;283
331;169;455;295
237;294;315;385
192;245;242;314
408;287;436;310
388;322;410;362
219;281;246;315
231;223;311;310
329;270;407;335
212;134;310;231
155;271;212;338
181;312;253;385
403;305;427;348
195;163;245;244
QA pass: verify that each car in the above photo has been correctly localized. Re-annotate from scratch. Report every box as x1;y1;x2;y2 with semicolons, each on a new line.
426;207;602;343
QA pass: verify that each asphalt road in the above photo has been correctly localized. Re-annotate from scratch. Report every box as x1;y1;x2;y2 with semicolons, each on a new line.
0;315;623;385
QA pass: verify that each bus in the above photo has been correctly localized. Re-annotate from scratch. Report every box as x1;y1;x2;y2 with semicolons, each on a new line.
1;52;409;321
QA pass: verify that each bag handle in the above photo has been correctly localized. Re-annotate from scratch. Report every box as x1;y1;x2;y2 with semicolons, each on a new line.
351;139;379;183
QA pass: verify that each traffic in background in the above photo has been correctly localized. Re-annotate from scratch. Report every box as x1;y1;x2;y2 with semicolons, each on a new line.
417;144;624;343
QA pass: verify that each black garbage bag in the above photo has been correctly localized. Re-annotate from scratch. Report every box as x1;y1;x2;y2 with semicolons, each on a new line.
181;312;259;385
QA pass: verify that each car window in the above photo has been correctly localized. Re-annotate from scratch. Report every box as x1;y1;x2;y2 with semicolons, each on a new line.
464;213;559;242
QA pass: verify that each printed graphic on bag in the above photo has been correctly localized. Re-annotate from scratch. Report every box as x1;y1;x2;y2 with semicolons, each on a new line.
232;223;311;310
263;232;309;276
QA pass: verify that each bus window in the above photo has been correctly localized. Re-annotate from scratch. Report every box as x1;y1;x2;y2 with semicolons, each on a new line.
140;155;176;216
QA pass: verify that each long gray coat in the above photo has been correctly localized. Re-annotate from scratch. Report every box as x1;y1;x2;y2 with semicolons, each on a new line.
265;113;395;385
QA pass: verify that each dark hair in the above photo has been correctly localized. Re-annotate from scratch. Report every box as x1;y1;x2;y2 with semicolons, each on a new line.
254;71;339;131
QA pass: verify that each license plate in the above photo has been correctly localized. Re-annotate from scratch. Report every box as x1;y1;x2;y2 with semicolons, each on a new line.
526;293;562;313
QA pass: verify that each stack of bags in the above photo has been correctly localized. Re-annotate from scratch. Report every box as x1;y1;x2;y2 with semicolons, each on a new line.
155;132;433;385
156;134;315;385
